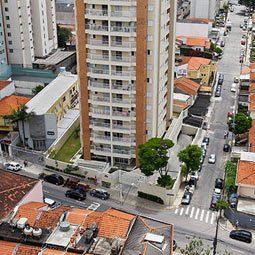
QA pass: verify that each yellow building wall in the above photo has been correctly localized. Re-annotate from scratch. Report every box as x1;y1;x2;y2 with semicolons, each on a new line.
0;116;13;132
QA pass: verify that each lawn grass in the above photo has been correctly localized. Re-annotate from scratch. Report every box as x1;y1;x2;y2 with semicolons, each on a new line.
53;130;81;162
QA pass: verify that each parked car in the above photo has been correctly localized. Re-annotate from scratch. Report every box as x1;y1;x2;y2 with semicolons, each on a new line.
44;174;65;185
4;162;22;172
220;41;225;47
173;240;177;251
223;30;228;36
234;76;239;83
231;83;237;92
214;188;222;195
223;143;231;152
202;149;206;157
210;194;220;210
185;184;195;195
202;122;208;130
208;154;216;164
215;88;221;97
229;193;238;208
241;39;246;45
90;188;110;200
215;178;224;189
65;189;86;201
181;192;192;205
229;230;252;243
202;137;210;145
218;74;224;85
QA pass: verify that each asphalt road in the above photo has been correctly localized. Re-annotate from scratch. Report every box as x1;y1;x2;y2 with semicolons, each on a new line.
190;6;244;210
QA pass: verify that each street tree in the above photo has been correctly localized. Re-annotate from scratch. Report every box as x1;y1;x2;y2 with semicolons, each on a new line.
228;113;252;134
225;161;237;194
57;25;72;48
138;138;174;181
178;145;202;180
4;105;34;147
239;0;255;9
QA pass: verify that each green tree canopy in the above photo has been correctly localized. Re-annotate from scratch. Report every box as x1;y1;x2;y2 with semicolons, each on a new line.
138;138;174;177
239;0;255;9
178;145;202;180
57;25;72;48
32;85;44;95
225;161;237;194
229;113;252;134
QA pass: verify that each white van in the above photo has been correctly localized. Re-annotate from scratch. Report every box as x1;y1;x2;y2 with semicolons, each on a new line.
231;83;237;93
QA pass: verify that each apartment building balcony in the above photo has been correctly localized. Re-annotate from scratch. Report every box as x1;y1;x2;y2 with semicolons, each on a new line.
88;67;109;75
91;146;112;156
112;97;136;105
87;54;109;63
86;0;137;6
91;134;111;143
110;11;136;18
112;124;134;131
89;81;110;89
113;136;135;144
90;121;111;128
111;55;136;64
85;9;108;18
85;24;109;32
111;41;136;49
87;39;109;48
111;70;136;79
110;26;136;33
112;83;135;92
90;95;110;103
112;148;136;157
90;108;111;118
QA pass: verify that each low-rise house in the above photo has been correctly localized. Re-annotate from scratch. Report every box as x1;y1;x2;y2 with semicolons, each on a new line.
236;153;255;199
0;95;30;132
176;57;216;85
0;169;43;221
19;72;78;151
177;36;211;52
0;80;15;100
0;179;175;255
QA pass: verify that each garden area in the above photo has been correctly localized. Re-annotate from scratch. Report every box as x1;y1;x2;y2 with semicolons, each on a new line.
225;160;237;195
52;128;81;163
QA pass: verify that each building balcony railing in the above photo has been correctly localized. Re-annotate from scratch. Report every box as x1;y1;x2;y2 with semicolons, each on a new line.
112;110;136;117
87;39;109;46
92;135;111;141
92;146;111;153
111;70;136;77
87;54;109;61
111;55;136;63
86;10;108;16
112;84;135;91
110;26;136;33
111;41;136;48
90;108;110;115
90;122;111;128
86;24;109;32
88;68;109;75
110;11;136;18
113;136;135;143
112;148;135;155
90;96;110;102
89;81;110;89
112;97;135;104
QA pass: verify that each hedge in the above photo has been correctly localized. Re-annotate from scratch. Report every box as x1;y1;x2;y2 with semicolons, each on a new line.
138;191;164;204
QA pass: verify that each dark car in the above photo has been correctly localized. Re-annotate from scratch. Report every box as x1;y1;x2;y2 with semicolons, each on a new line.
90;189;110;200
215;88;221;97
210;194;220;210
202;137;210;145
223;143;231;152
44;174;64;185
229;230;252;243
181;192;192;205
65;189;86;201
218;74;224;85
215;178;224;189
229;193;238;208
220;41;225;47
173;240;177;251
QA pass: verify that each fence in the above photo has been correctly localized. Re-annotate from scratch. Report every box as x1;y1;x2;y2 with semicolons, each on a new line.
224;208;255;230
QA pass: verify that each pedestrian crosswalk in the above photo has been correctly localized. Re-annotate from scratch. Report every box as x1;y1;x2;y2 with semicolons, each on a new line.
174;206;216;225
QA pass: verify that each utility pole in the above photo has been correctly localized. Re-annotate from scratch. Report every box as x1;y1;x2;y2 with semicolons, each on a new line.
213;211;220;255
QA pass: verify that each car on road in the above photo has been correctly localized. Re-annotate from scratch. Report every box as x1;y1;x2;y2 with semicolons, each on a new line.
65;189;86;201
173;240;177;251
4;162;22;172
202;137;210;145
208;154;216;164
202;149;206;157
210;194;220;210
90;188;110;200
218;74;224;85
215;88;221;97
214;188;222;195
220;41;225;47
223;143;231;152
215;178;224;189
229;193;238;208
230;83;237;93
234;77;239;83
181;192;192;205
44;174;65;186
229;230;252;243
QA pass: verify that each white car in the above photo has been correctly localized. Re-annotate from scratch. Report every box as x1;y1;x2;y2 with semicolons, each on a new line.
231;83;237;93
214;188;222;195
234;77;239;83
208;154;216;164
4;162;22;172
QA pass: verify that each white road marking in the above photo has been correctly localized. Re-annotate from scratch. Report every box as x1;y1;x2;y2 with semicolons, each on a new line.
205;211;210;223
211;212;215;224
190;207;195;218
175;208;179;214
185;206;190;215
200;209;205;221
195;208;200;220
87;202;101;211
180;207;184;216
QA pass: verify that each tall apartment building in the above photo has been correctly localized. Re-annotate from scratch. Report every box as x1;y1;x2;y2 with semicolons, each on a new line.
76;0;177;166
0;0;57;68
0;1;11;78
190;0;220;19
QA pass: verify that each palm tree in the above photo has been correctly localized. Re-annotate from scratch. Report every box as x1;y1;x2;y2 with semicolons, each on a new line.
4;105;35;147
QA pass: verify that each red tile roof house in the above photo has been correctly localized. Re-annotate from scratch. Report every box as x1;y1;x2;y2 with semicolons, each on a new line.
177;35;211;52
236;153;255;200
0;169;43;222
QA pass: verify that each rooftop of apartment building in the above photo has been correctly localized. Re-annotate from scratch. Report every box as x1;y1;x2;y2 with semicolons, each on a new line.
0;95;30;116
0;201;174;255
26;72;77;115
0;169;39;220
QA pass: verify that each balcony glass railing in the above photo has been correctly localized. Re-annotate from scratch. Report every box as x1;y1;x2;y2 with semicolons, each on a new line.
110;11;136;18
86;10;108;16
86;24;109;31
110;26;136;33
89;81;110;89
90;96;110;102
111;41;136;48
88;68;109;75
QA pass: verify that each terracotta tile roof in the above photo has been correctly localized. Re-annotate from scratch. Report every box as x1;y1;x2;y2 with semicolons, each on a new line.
237;160;255;186
249;120;255;152
0;240;17;255
249;82;255;93
14;202;46;226
250;71;255;82
177;36;211;49
35;205;70;230
174;77;200;96
0;80;12;91
0;95;30;116
175;56;191;66
250;63;255;70
249;94;255;111
0;169;39;220
16;244;41;255
67;208;135;239
42;249;66;255
188;57;211;70
241;66;250;75
173;99;189;109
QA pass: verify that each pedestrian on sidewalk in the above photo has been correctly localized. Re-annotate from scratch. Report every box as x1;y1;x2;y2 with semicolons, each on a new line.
235;220;239;229
24;160;28;168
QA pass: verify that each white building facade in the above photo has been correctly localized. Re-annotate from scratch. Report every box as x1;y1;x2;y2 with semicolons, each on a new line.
0;0;58;68
76;0;177;166
190;0;220;19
